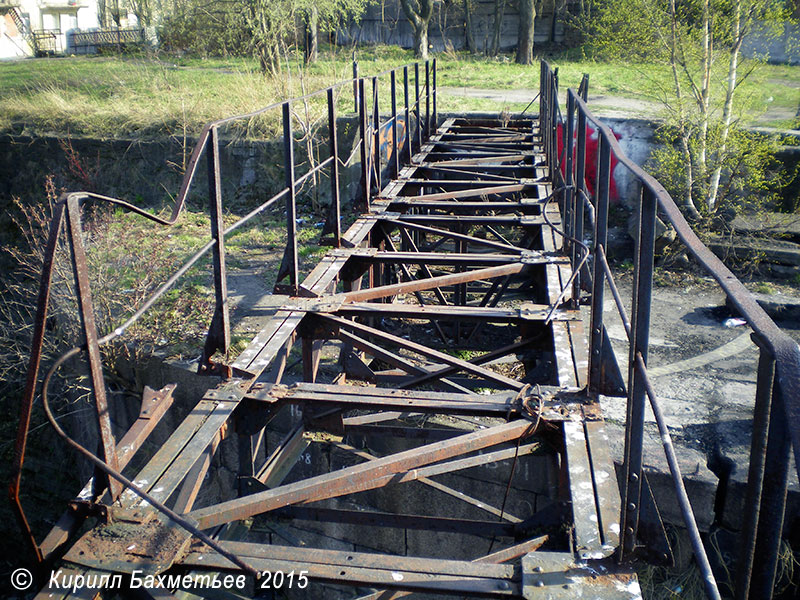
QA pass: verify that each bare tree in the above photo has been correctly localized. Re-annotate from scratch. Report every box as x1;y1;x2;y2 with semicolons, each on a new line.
304;6;319;63
463;0;477;52
489;0;505;55
400;0;434;58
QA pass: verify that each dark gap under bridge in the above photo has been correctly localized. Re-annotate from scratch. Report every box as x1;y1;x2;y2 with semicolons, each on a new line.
10;59;800;600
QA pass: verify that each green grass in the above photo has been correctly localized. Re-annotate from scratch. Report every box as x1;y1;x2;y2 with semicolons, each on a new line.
1;44;797;139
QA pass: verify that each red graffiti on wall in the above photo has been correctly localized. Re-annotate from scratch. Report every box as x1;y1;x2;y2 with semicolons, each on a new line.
556;122;620;202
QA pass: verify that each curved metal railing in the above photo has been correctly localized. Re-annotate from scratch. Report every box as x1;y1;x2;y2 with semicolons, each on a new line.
541;60;800;600
9;58;438;565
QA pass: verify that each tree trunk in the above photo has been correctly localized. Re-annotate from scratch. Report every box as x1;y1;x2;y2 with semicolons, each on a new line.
516;0;535;64
463;0;477;53
304;6;319;64
490;0;505;56
400;0;434;58
708;0;742;212
413;22;429;59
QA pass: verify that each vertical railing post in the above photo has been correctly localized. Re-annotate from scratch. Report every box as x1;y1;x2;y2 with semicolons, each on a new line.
432;57;437;131
563;92;575;266
391;70;400;178
358;78;370;211
204;125;231;360
404;66;412;164
736;343;776;600
425;59;431;140
414;63;422;150
573;99;587;303
545;65;551;173
588;134;611;395
353;58;359;114
282;101;299;296
372;76;381;195
749;377;791;600
550;79;559;191
620;186;657;560
327;87;341;247
65;195;122;500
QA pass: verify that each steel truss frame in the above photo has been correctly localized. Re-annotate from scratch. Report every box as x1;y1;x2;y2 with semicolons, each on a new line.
18;56;797;600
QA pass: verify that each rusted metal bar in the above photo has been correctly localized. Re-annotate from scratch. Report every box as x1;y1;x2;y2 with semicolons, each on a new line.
391;182;532;202
256;424;309;488
596;245;631;339
589;134;611;394
253;384;516;416
344;249;559;267
10;198;66;563
340;263;524;304
359;77;370;211
277;101;299;295
173;430;221;513
188;419;533;529
357;536;547;600
425;59;431;139
634;353;722;600
322;439;524;525
395;228;450;305
272;505;517;537
199;125;231;372
379;227;449;343
182;542;520;596
337;329;471;393
398;338;538;390
573;95;587;304
321;314;526;391
328;87;341;247
65;196;122;501
39;385;176;560
414;62;422;150
386;219;525;254
749;379;791;599
333;301;572;322
353;59;359;113
404;65;412;164
736;345;776;600
432;57;437;129
620;186;657;560
563;93;576;274
373;76;381;194
391;70;400;178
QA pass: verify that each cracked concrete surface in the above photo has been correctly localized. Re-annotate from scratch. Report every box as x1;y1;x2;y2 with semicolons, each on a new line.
594;275;800;530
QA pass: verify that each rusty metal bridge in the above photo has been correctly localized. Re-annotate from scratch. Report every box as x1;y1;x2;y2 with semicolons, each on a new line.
10;60;800;600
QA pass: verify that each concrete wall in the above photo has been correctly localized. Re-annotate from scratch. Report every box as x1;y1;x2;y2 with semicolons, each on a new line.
743;20;800;65
340;0;576;53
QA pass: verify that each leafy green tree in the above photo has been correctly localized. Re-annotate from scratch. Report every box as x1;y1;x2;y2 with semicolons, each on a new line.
585;0;793;221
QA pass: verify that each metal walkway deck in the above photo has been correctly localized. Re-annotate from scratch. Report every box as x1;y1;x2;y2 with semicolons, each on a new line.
34;113;639;599
13;59;800;600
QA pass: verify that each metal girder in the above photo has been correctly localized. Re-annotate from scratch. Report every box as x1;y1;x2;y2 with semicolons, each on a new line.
24;82;645;600
187;419;534;529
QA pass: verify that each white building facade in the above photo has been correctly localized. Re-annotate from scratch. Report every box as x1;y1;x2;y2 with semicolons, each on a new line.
1;0;100;58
